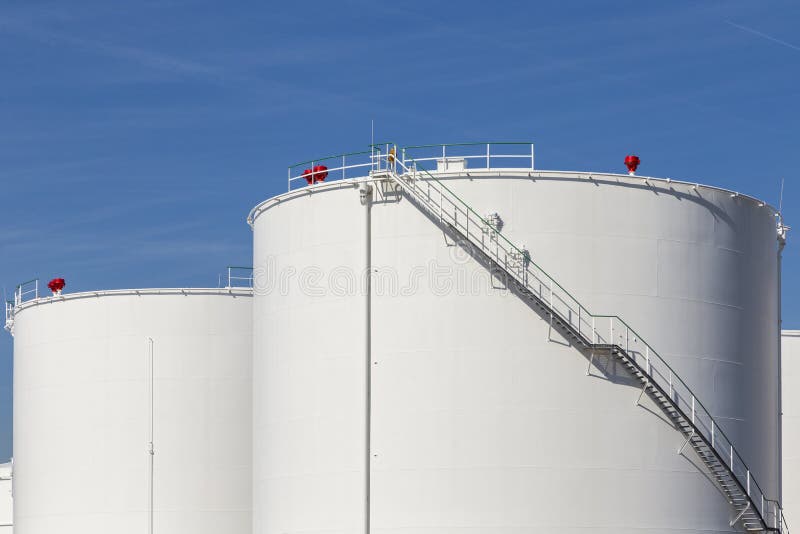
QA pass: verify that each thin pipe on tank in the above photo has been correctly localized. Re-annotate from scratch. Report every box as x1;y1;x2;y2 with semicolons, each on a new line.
363;183;372;534
147;337;154;534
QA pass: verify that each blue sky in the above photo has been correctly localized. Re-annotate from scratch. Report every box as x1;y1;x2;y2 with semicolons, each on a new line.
0;0;798;460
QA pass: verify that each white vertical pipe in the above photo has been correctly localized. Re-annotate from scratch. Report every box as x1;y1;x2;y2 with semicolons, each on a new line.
778;238;785;503
362;183;372;534
146;337;154;534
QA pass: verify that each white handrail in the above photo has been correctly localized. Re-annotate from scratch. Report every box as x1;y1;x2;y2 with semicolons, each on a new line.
226;266;254;288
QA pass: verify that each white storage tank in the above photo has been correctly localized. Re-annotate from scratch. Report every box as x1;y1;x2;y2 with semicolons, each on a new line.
10;288;252;534
783;330;800;522
251;144;786;533
0;462;11;533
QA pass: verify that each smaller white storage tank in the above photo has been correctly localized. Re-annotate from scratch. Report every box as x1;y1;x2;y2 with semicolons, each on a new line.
783;330;800;522
0;462;11;533
10;288;252;534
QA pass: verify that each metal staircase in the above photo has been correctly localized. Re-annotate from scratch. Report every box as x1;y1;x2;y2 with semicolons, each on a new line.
379;154;788;533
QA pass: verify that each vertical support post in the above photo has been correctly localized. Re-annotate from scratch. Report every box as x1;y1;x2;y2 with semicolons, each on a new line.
288;167;291;191
669;370;673;399
439;187;443;222
578;307;581;338
35;279;38;299
774;502;778;529
531;143;535;169
747;470;751;496
592;317;596;344
609;317;613;346
486;143;490;169
730;445;733;468
691;395;695;424
712;420;715;448
646;346;650;376
625;327;629;353
343;155;346;180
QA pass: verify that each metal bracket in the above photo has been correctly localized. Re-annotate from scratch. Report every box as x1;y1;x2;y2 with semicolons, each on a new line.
730;501;751;527
636;381;649;406
678;429;695;455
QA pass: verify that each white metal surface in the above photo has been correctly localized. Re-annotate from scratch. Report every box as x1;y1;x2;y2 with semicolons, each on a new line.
12;288;252;534
0;462;11;533
252;146;783;534
783;330;800;526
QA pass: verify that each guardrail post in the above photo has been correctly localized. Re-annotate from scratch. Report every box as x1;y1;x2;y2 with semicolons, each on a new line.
342;155;346;180
625;327;629;353
730;445;733;468
35;279;38;299
691;395;695;424
646;346;650;376
592;317;596;344
711;421;715;448
669;370;673;399
610;317;613;346
287;167;291;191
774;502;778;529
747;470;750;496
578;307;581;338
486;143;490;169
530;143;535;169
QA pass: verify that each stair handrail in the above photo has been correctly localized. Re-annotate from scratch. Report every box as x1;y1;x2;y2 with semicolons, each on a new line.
389;153;787;532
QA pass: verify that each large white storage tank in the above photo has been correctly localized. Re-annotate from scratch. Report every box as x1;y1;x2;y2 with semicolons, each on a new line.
251;144;785;533
10;288;252;534
783;330;800;522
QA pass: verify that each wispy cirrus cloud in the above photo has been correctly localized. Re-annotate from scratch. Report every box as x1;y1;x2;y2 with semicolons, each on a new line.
0;16;221;78
725;19;800;53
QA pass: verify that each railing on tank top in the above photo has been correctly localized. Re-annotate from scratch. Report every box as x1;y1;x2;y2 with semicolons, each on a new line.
5;279;39;332
224;267;254;288
13;279;38;306
384;153;788;533
3;301;13;332
286;142;536;191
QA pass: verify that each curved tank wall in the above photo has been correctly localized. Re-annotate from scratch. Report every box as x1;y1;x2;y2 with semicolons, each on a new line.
11;288;252;534
251;170;781;534
783;330;800;523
